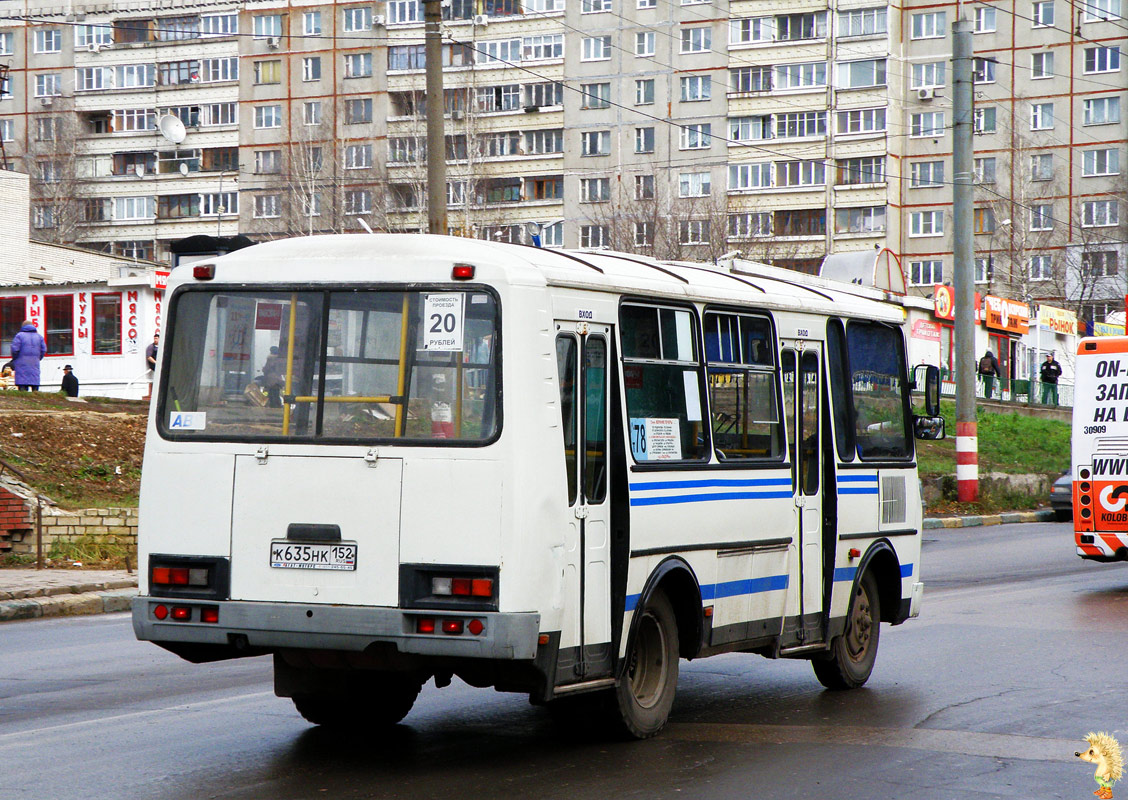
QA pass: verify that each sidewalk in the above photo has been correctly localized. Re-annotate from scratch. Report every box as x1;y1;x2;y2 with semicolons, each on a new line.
0;568;136;622
0;509;1060;622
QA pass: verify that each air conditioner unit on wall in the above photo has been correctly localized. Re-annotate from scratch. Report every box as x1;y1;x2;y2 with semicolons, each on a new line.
473;14;489;25
917;87;936;101
40;97;53;107
267;35;281;48
373;14;386;25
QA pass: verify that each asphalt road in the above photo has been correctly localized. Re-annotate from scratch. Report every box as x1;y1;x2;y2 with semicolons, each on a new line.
2;521;1125;800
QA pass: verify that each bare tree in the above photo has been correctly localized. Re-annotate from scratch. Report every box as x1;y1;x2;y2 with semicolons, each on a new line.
24;98;86;244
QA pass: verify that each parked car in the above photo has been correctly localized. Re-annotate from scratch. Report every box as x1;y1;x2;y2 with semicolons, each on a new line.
1050;470;1072;522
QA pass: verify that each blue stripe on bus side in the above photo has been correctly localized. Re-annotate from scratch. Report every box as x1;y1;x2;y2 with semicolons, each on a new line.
625;573;790;612
833;563;914;583
838;487;880;495
630;491;794;506
837;475;879;495
837;475;879;483
631;478;792;491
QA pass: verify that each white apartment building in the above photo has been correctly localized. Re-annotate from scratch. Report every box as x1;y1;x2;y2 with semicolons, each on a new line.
0;0;1123;321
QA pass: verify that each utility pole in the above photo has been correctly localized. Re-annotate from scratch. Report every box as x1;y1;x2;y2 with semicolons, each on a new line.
424;0;447;235
952;17;978;502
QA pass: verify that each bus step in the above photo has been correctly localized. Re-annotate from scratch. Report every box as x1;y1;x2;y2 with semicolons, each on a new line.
553;677;616;697
778;642;830;657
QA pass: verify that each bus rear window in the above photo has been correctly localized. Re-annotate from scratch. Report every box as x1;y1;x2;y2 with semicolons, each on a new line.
160;289;499;443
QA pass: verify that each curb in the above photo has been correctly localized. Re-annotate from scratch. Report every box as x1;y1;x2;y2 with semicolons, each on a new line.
0;586;137;623
923;509;1057;529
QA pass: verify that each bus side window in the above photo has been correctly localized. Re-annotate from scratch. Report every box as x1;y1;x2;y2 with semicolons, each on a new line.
704;311;782;461
846;322;911;460
781;349;797;484
583;337;607;503
825;319;856;462
556;335;579;506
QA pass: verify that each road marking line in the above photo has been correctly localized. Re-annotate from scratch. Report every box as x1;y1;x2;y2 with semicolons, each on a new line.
665;722;1077;762
0;691;275;745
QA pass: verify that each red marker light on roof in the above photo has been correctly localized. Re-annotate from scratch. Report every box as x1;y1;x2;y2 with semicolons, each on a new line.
193;264;215;280
452;264;475;280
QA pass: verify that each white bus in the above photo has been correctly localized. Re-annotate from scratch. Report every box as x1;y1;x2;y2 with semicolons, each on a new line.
133;235;940;738
1073;336;1128;561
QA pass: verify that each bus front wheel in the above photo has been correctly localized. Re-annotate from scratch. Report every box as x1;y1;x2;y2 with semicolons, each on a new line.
614;589;679;739
292;673;423;728
812;571;881;690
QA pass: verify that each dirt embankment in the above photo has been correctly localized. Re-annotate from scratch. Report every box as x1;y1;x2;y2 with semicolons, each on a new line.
0;393;147;509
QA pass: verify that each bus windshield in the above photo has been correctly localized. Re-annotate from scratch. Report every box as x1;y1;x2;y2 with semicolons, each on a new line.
159;288;499;443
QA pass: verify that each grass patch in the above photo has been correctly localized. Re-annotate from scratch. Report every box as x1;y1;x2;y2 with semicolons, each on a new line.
47;534;136;569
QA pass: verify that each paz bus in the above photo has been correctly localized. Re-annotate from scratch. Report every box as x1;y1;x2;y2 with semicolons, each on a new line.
1073;337;1128;561
132;235;942;738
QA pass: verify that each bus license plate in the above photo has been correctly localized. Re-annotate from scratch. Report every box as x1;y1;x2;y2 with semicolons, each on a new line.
270;541;357;571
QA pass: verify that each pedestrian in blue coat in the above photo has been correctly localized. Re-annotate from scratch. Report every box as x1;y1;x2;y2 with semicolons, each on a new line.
10;321;46;391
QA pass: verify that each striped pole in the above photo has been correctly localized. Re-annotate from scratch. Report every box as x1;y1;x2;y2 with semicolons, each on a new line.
956;421;978;502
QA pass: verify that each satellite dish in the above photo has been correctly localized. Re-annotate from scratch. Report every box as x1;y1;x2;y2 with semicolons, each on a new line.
179;162;189;176
157;114;186;144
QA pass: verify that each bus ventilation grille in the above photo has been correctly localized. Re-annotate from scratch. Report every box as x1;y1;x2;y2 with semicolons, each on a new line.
881;476;906;524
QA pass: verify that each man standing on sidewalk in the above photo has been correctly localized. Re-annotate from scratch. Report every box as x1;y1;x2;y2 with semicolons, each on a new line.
978;350;1001;399
1040;351;1061;406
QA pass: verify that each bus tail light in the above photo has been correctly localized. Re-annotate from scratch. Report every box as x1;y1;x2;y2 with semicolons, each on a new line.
442;619;464;635
148;556;230;601
171;606;191;621
201;606;220;624
417;618;436;634
403;564;499;611
468;619;484;635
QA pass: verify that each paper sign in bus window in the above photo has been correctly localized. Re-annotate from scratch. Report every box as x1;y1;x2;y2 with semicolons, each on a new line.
683;370;702;422
423;294;465;351
630;417;682;461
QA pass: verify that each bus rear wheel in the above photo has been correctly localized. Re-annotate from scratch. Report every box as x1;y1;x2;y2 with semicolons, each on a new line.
613;590;679;739
292;674;423;728
812;571;880;690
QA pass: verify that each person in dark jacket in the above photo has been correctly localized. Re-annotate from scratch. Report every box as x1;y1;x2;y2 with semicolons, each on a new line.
10;321;46;391
977;350;1001;399
1040;352;1062;406
60;365;79;397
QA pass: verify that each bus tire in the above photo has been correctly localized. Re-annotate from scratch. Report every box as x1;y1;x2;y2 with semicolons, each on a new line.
292;674;422;728
812;571;880;691
613;589;679;739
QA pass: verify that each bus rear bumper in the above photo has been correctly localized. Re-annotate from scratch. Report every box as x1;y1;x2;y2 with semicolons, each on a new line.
132;597;541;661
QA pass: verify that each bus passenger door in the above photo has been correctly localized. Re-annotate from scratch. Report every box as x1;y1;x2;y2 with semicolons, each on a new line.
783;344;824;637
555;325;613;682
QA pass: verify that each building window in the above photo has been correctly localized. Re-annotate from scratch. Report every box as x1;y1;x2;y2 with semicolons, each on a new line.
911;11;946;38
1032;0;1055;25
1083;97;1120;125
344;6;372;31
1085;46;1121;73
730;115;772;141
255;150;281;174
303;11;322;35
636;31;655;56
911;62;945;88
0;31;15;55
837;156;884;185
344;144;372;169
580;225;608;248
0;120;12;142
729;162;773;190
345;98;373;124
775;160;825;187
254;60;282;85
522;34;563;60
775;208;825;236
973;207;996;233
680;27;711;53
1030;102;1054;130
580;177;611;202
0;299;25;357
731;65;773;93
972;58;996;83
974;6;997;30
1083;148;1120;176
527;176;563;200
909;260;943;286
1030;153;1054;181
581;130;611;156
1029;204;1053;230
728;212;771;238
680;75;711;101
834;206;885;234
76;24;114;47
580;82;611;109
838;59;886;88
679;219;710;244
635;174;655;200
302;57;321;82
34;74;62;98
775;62;828;89
525;128;563;154
45;295;73;355
1031;52;1054;78
254;105;282;129
837;107;886;134
35;117;57;142
525;82;563;107
1029;254;1053;281
974;106;998;133
582;36;612;60
1082;250;1119;277
910;160;944;187
303;101;322;125
775;111;826;138
635;127;655;153
679;171;711;197
838;7;887;36
33;29;61;53
253;195;281;218
33;205;57;230
1082;200;1119;227
202;57;238;83
974;157;997;183
777;12;827;40
975;257;994;284
635;79;655;104
729;16;774;45
680;123;712;149
582;0;612;11
345;53;373;78
635;221;654;247
253;15;282;37
911;111;945;137
910;210;944;236
114;196;156;220
1081;0;1122;22
201;13;237;37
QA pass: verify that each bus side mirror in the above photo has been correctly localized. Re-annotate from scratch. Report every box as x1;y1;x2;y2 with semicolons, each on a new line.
912;364;942;417
913;414;946;440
